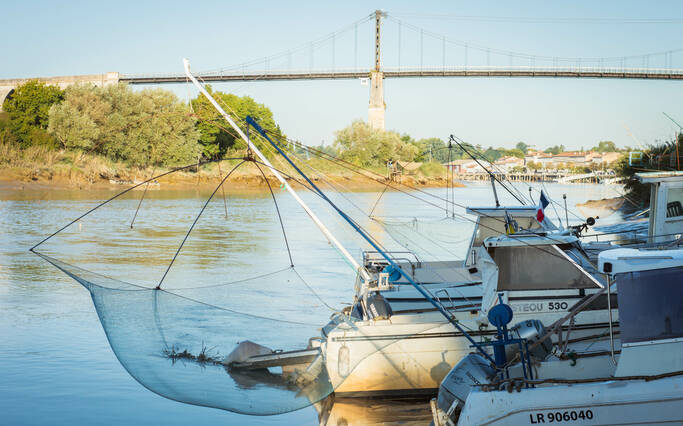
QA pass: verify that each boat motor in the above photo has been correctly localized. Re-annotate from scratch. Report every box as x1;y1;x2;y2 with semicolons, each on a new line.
507;319;552;361
365;293;393;320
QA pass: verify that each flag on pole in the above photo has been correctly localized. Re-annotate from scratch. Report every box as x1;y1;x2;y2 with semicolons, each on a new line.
536;191;550;222
504;210;518;235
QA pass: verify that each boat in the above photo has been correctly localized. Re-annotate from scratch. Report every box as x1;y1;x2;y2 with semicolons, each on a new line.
432;171;683;424
321;229;611;397
439;244;683;425
581;171;683;260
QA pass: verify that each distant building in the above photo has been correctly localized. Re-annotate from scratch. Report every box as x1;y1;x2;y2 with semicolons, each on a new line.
525;151;553;167
494;156;524;171
552;152;590;165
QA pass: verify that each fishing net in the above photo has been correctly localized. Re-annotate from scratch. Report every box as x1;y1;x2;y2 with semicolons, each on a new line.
372;216;474;262
32;161;453;415
35;253;337;414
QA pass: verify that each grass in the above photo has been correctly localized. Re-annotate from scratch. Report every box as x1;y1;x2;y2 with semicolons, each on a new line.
163;343;223;366
0;139;456;191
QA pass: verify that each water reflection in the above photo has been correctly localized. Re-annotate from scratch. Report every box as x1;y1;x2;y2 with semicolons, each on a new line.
316;396;433;426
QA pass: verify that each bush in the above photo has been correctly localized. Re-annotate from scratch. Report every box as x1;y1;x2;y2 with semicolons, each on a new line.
48;84;200;167
191;86;285;159
2;80;63;148
334;121;418;167
418;161;446;177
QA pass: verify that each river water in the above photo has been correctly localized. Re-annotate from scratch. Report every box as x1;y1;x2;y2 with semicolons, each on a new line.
0;181;625;425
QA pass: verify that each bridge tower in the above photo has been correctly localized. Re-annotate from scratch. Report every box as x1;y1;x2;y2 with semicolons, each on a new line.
368;10;385;130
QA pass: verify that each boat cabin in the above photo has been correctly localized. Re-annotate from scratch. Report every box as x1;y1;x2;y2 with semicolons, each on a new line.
465;206;556;266
599;247;683;376
478;233;604;315
636;171;683;243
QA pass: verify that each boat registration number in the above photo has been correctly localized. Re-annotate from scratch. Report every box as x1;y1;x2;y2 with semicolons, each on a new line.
511;301;568;313
529;409;594;423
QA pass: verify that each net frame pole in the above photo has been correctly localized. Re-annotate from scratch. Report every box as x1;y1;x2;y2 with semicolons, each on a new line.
183;59;368;280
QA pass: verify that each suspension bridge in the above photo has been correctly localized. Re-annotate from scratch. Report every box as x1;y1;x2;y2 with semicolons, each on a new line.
2;10;683;128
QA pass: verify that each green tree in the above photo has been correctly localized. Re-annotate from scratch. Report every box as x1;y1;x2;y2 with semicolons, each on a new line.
527;161;542;170
515;142;529;153
412;137;461;163
48;84;200;166
483;146;502;162
48;84;107;150
191;86;284;158
591;140;617;152
333;121;418;167
544;145;565;155
2;80;63;147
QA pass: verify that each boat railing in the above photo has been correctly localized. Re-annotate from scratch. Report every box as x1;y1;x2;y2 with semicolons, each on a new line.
362;250;422;274
434;289;457;311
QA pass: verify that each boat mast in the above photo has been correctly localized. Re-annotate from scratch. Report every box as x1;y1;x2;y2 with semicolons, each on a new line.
183;59;368;280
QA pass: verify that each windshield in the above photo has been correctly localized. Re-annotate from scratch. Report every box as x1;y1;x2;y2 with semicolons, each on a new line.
490;244;603;291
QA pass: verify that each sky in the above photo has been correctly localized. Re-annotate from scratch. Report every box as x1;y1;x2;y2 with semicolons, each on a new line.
3;0;683;151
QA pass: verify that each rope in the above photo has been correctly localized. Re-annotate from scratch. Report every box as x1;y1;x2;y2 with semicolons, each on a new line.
253;162;294;267
482;369;683;390
450;135;527;206
29;157;246;252
216;161;229;219
190;107;601;271
369;185;388;217
130;167;156;228
156;160;246;289
267;135;600;267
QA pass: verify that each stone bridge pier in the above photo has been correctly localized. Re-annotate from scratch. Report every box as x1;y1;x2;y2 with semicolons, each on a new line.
0;72;120;111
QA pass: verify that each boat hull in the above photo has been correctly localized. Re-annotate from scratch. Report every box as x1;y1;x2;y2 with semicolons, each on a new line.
458;376;683;425
324;308;614;396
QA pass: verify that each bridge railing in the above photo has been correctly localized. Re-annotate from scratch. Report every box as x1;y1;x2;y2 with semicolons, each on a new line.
382;65;683;75
120;65;683;81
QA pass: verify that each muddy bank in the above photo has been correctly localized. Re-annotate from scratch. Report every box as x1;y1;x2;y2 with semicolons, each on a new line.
575;196;626;218
0;167;464;194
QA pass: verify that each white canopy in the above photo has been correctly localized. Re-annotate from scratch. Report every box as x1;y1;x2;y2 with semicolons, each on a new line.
598;247;683;275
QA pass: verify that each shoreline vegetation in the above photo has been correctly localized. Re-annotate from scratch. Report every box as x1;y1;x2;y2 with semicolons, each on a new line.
0;80;464;193
0;142;461;193
2;79;678;200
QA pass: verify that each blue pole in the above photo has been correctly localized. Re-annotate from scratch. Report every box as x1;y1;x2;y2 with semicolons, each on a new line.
245;116;494;364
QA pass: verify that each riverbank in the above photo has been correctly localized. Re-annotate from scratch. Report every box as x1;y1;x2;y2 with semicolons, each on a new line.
575;196;633;218
0;145;462;193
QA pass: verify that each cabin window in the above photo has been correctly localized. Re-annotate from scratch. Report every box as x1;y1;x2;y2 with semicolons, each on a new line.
617;266;683;343
490;245;602;291
666;187;683;218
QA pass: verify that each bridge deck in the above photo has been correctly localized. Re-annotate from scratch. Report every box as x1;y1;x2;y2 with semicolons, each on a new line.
118;67;683;84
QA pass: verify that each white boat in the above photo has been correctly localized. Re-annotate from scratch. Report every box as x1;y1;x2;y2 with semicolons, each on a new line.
582;170;683;258
321;228;613;396
318;174;683;397
450;244;683;425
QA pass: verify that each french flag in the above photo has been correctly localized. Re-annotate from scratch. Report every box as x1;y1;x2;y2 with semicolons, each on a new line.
536;191;550;222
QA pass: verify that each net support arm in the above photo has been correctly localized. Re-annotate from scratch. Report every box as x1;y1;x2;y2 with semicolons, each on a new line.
183;59;369;281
